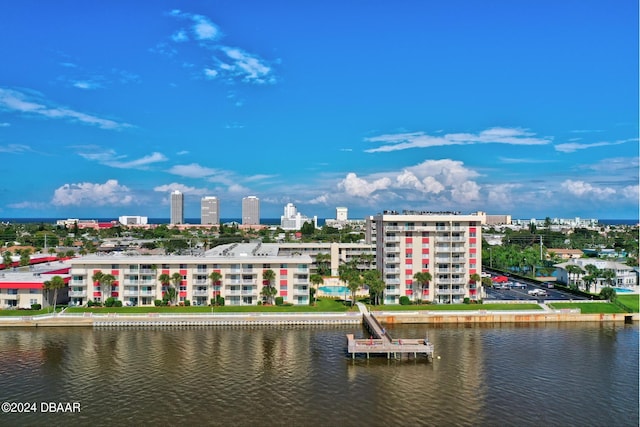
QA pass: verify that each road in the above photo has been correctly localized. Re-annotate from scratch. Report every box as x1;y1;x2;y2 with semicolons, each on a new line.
483;272;587;302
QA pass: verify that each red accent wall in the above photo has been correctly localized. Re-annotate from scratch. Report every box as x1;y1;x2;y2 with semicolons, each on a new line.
280;291;288;296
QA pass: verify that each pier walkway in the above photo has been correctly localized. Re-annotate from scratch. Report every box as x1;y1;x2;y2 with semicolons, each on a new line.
347;302;434;360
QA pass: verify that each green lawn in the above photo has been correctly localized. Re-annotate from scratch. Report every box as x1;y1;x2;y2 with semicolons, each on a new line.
368;303;543;311
0;308;62;316
65;298;353;314
616;295;639;312
548;303;626;314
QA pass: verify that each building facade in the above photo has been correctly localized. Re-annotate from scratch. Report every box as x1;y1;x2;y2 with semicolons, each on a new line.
201;196;220;225
369;210;484;304
280;203;316;230
242;196;260;225
68;243;312;306
118;216;148;226
170;191;184;225
0;261;70;309
554;259;638;294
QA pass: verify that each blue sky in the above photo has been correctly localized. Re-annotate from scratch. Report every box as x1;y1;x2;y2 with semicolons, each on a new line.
1;1;638;220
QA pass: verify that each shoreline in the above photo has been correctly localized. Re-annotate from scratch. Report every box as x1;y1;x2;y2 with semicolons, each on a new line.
0;309;637;327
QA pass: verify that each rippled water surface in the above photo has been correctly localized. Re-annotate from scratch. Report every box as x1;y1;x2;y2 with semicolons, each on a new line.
0;322;637;426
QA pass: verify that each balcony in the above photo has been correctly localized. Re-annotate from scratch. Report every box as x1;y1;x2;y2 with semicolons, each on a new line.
385;288;401;296
293;286;309;295
123;290;139;297
385;236;400;242
241;289;256;296
435;288;466;295
385;278;400;285
140;290;156;296
384;246;400;253
69;290;87;297
192;289;209;296
193;279;208;285
71;280;87;286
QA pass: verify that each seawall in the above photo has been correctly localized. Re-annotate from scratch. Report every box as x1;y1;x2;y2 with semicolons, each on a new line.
0;310;637;327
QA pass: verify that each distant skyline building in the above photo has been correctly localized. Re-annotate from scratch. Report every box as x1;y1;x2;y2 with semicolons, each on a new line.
336;207;348;222
170;191;184;225
201;196;220;225
280;202;316;230
242;196;260;225
118;216;148;226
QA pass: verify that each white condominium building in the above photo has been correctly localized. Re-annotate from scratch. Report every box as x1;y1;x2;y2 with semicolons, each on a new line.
68;243;312;307
369;210;484;304
201;196;220;225
242;196;260;225
170;190;184;225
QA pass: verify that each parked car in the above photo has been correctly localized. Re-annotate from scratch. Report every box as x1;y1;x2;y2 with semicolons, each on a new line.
543;282;555;289
528;289;547;297
509;281;526;289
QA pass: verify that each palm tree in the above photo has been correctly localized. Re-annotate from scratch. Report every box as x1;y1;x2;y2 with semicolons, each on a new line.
209;271;222;305
100;273;116;303
43;275;66;314
339;264;361;307
159;273;171;299
565;264;584;290
583;264;600;293
170;272;183;305
309;273;324;305
600;269;617;290
363;269;384;306
413;271;432;303
314;253;331;276
261;269;276;304
2;250;12;268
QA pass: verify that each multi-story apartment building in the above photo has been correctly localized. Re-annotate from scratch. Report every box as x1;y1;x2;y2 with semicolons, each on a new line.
0;261;70;309
170;190;184;225
277;242;376;276
242;196;260;225
201;196;220;225
369;210;484;304
68;243;312;306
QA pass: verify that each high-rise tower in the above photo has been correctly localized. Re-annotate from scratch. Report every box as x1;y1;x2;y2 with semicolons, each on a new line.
170;190;184;225
242;196;260;225
201;196;220;225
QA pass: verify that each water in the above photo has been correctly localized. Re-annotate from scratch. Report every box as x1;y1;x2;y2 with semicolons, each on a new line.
0;323;637;427
319;286;349;295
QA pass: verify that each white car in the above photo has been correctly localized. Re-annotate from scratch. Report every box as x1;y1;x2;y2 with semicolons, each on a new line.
528;289;547;297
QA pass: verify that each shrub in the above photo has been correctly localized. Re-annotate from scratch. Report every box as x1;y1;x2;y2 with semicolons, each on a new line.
600;287;617;302
216;296;225;306
184;300;191;306
275;296;284;306
210;298;216;306
399;296;411;305
154;299;162;307
463;297;470;304
105;297;116;307
257;300;262;306
114;300;123;307
31;303;42;310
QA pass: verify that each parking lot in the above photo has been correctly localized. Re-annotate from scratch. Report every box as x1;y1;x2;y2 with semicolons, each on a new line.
484;275;587;302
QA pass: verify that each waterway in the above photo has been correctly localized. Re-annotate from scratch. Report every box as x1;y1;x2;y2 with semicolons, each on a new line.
0;322;637;426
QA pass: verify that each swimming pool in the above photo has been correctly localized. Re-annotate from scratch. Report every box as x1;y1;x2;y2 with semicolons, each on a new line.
611;287;635;293
318;286;349;295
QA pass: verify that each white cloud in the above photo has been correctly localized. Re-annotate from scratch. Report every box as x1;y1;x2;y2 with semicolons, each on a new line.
0;144;30;153
153;182;209;196
560;180;616;198
365;127;552;153
52;179;133;206
204;68;218;79
555;139;636;153
171;30;189;42
168;10;221;41
0;122;10;127
72;80;103;90
338;173;392;198
218;47;275;84
0;87;131;130
365;128;552;153
168;163;218;178
76;147;167;169
164;10;276;85
621;185;640;200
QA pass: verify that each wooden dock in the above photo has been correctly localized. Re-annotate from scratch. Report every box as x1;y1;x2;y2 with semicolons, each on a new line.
347;303;434;360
